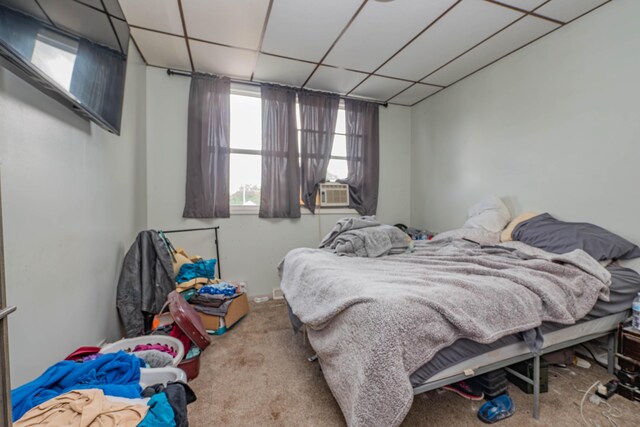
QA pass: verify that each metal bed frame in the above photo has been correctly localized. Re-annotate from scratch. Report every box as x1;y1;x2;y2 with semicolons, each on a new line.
412;330;617;419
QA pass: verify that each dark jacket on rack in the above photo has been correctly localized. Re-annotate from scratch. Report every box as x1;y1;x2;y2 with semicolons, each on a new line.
116;230;174;337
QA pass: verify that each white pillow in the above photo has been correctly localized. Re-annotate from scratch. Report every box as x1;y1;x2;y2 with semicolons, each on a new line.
463;196;511;233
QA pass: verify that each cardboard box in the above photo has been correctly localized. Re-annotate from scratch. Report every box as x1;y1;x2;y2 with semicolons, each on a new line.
197;292;249;334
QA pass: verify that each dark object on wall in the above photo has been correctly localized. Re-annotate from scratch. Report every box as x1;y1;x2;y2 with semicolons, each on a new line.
0;1;129;134
116;230;175;338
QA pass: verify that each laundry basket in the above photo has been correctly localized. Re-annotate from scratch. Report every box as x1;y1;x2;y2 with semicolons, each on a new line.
99;336;185;367
139;367;188;388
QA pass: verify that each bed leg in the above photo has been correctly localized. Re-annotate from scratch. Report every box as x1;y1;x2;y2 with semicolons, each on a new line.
533;355;540;420
607;333;615;375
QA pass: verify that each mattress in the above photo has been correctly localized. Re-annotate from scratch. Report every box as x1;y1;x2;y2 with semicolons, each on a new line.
409;267;639;386
412;311;627;386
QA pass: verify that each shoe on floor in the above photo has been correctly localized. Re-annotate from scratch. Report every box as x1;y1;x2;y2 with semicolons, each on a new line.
442;381;484;401
477;394;515;424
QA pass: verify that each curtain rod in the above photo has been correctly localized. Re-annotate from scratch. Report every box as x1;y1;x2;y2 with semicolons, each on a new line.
166;69;389;108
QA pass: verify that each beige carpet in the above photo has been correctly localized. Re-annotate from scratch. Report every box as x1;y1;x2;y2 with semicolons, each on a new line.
188;300;639;426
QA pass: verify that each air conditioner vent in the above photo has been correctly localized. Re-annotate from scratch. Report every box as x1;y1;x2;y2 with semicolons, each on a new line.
318;183;350;207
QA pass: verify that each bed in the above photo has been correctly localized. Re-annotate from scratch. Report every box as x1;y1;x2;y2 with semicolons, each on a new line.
280;230;640;427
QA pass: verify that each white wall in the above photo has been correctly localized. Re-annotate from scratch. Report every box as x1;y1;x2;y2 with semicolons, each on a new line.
410;0;640;247
0;46;147;386
145;67;412;296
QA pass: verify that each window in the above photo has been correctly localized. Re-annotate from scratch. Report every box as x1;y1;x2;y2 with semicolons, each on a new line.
229;88;262;207
229;85;348;207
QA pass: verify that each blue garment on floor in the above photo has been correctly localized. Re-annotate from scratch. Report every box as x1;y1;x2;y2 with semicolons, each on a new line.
11;351;143;421
175;259;217;284
138;392;176;427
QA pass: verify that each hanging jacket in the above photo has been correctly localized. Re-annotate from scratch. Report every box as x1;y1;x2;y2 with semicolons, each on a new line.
117;230;174;337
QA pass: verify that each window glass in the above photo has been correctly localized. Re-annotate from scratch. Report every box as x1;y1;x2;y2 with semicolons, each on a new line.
229;153;261;206
230;94;261;151
335;108;346;134
331;134;347;158
31;32;77;90
326;158;348;181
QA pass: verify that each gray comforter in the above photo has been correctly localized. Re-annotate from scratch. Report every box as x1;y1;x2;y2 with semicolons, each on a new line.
319;216;410;257
279;239;610;427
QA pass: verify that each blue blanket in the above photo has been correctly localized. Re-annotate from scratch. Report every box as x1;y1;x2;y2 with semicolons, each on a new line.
11;351;143;421
175;258;217;284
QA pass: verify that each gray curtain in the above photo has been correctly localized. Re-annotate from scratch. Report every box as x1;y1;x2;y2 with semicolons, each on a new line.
183;74;231;218
341;99;379;216
70;38;126;131
259;85;300;218
299;90;340;213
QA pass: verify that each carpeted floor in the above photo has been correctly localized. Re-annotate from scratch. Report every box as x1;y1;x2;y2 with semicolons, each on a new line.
188;300;639;426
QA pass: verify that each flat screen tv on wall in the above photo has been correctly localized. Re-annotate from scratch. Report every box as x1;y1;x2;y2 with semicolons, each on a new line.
0;0;129;135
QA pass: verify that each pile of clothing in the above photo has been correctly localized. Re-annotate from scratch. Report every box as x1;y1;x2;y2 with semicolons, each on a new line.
11;351;196;427
189;282;242;317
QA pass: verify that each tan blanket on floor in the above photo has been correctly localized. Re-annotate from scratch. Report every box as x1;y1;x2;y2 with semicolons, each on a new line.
14;388;148;427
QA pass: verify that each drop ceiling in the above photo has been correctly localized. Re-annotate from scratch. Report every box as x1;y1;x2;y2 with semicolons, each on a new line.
119;0;611;106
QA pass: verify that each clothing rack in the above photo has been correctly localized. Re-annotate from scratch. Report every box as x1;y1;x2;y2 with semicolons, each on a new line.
160;227;222;279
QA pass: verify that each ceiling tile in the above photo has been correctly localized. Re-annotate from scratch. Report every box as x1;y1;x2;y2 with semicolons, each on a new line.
119;0;183;35
350;76;412;101
1;0;49;22
423;16;559;86
112;16;131;54
305;66;367;95
325;0;457;72
253;54;316;87
262;0;362;62
535;0;609;22
190;40;257;79
182;0;269;50
77;0;104;10
377;0;522;81
388;83;441;106
103;0;125;20
493;0;547;11
131;27;191;71
40;0;120;51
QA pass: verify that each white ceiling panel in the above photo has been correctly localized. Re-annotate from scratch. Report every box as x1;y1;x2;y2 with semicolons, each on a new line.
253;55;316;87
388;83;441;106
190;40;257;79
119;0;184;35
325;0;457;72
494;0;547;11
182;0;269;50
131;28;191;71
262;0;362;62
41;0;120;50
103;0;125;20
536;0;609;23
424;16;559;86
350;76;412;101
77;0;104;10
377;0;522;81
305;66;367;95
1;0;49;22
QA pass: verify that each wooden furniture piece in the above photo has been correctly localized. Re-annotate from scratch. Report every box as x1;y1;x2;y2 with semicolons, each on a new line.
616;322;640;401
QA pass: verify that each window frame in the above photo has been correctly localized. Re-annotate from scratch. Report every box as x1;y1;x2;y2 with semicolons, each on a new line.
228;84;355;215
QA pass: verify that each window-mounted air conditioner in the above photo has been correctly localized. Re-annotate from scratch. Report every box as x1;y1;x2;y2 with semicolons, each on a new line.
318;183;350;207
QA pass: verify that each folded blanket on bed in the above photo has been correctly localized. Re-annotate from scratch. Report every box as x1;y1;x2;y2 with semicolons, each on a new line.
320;217;410;257
319;216;380;248
279;239;610;427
